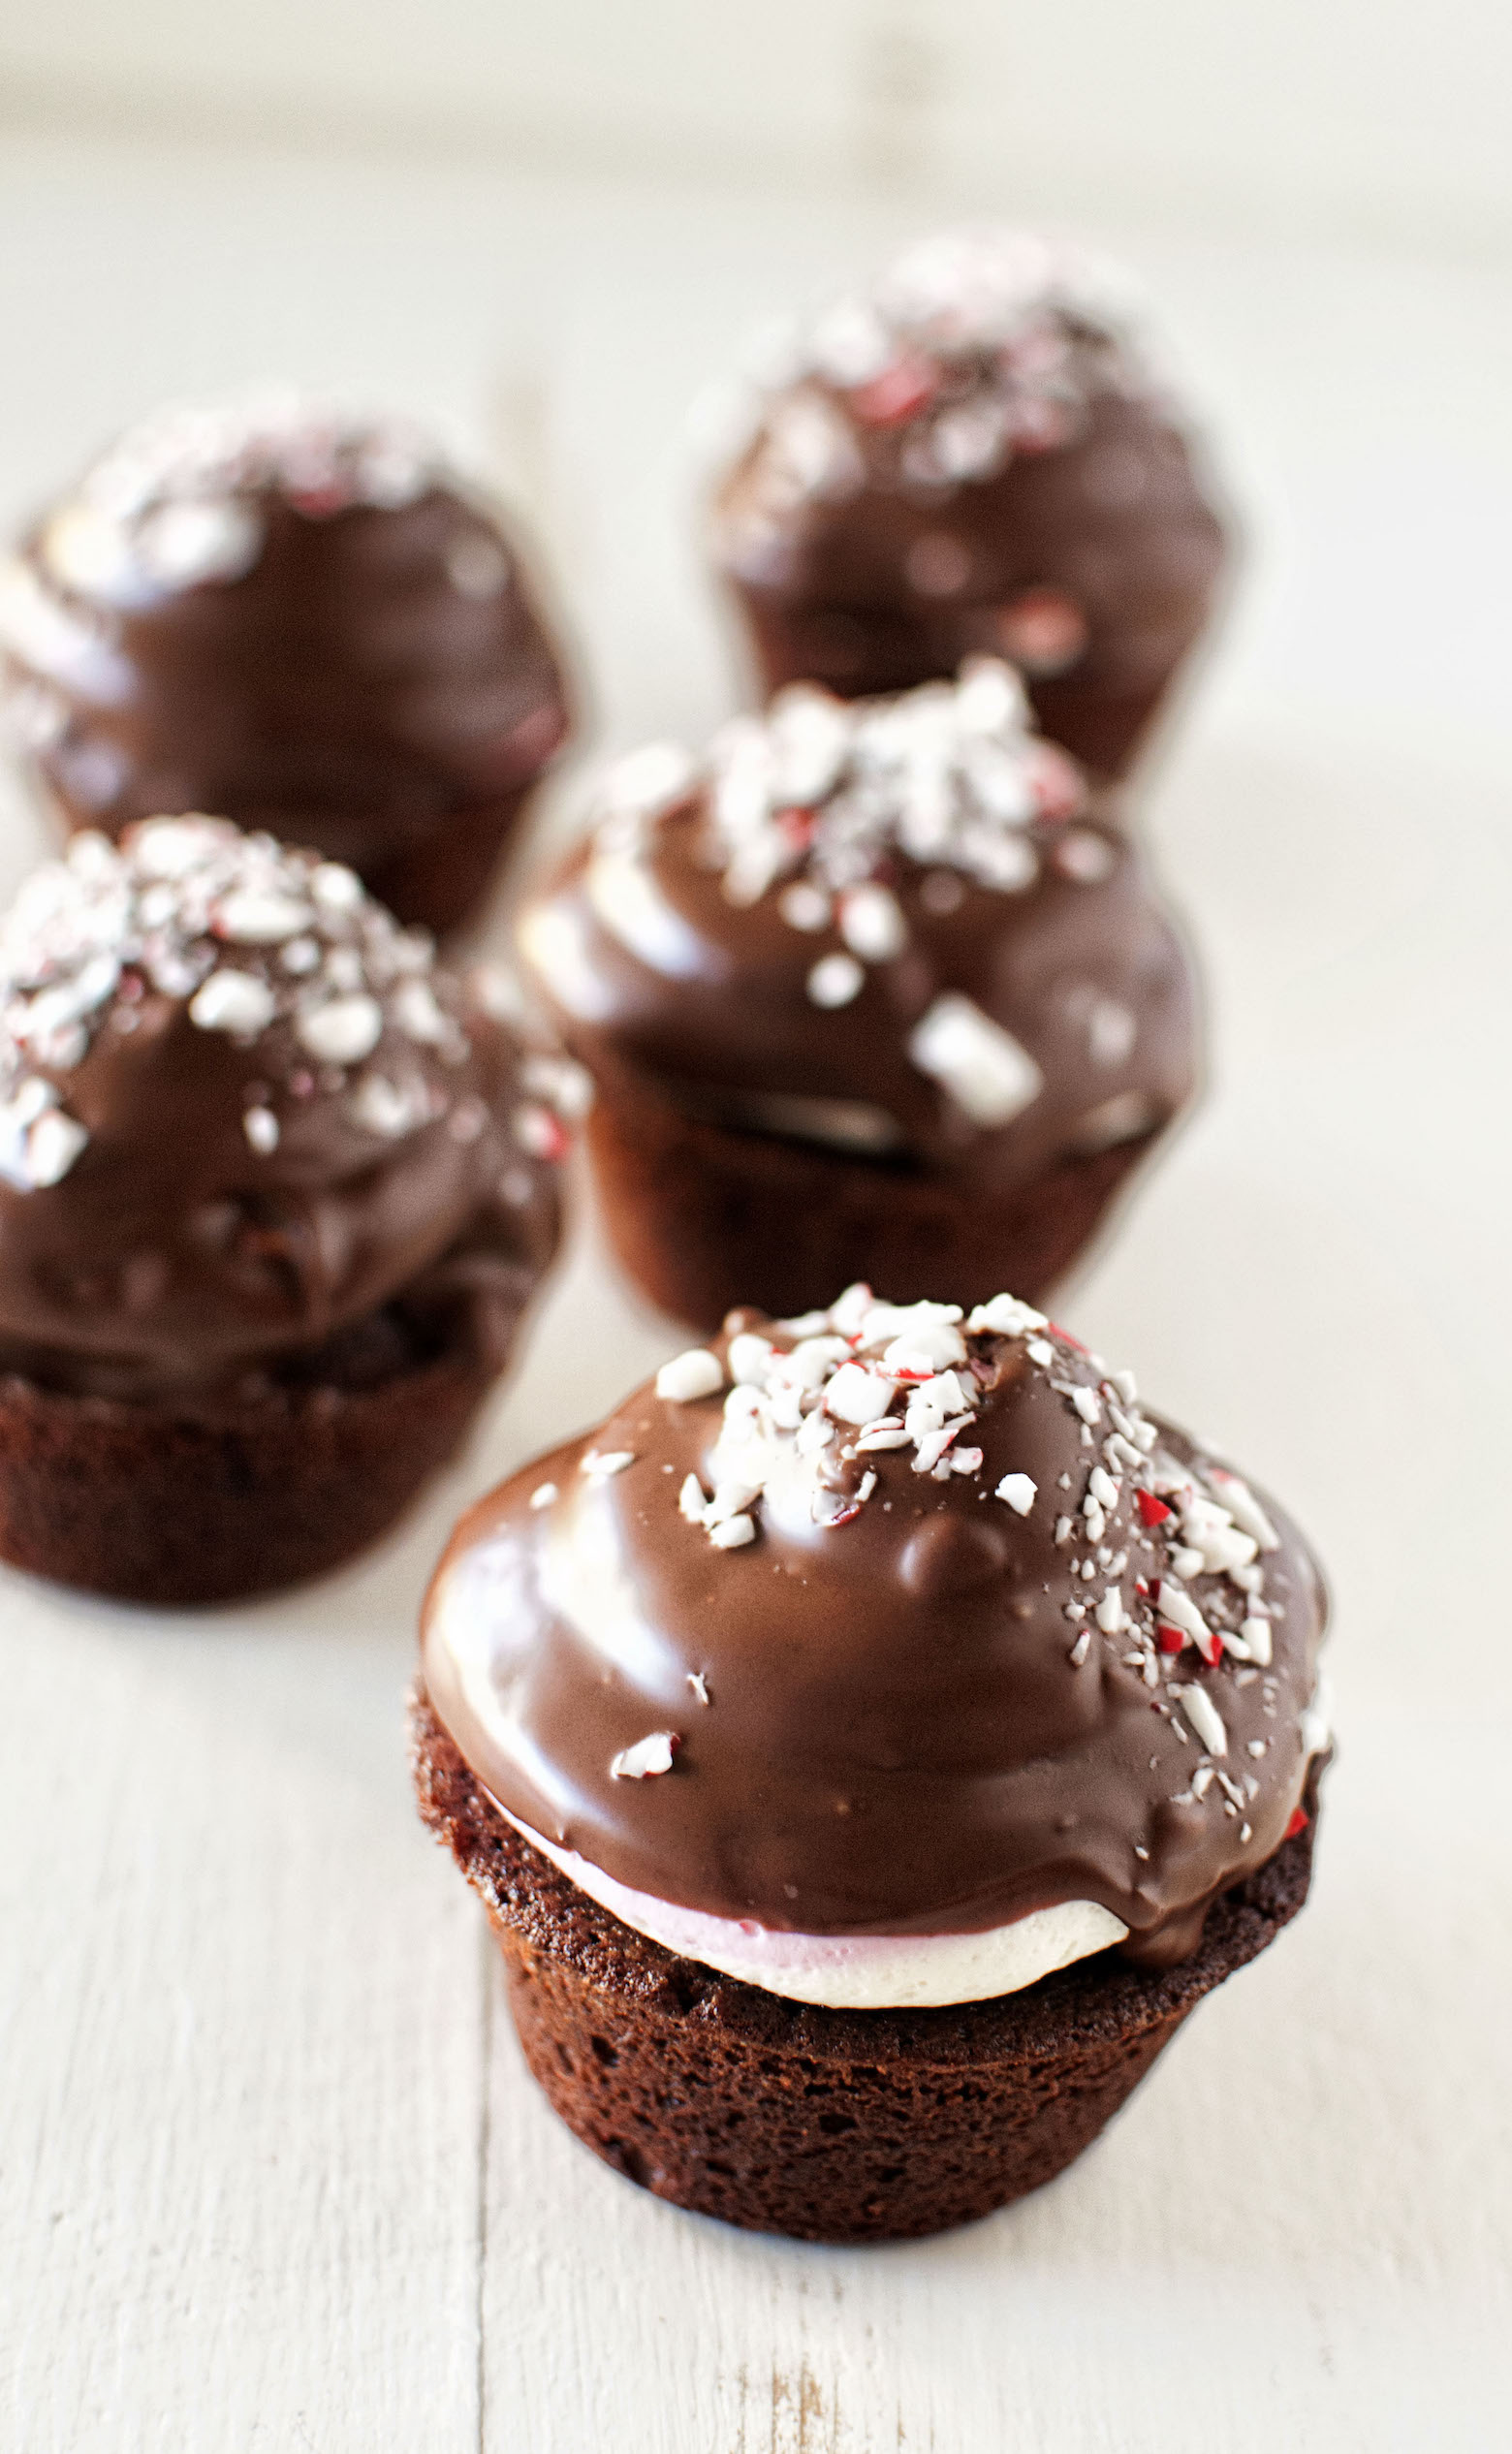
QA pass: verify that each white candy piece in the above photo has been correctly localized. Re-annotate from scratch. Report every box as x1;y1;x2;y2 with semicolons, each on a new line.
310;861;363;910
609;1733;678;1780
995;1473;1037;1516
296;994;384;1066
391;978;450;1044
823;1364;898;1426
1208;1468;1281;1551
1240;1615;1275;1667
967;1292;1049;1337
655;1348;725;1403
807;952;865;1009
242;1105;279;1154
214;890;312;945
24;1107;89;1187
838;883;907;962
1173;1683;1228;1757
907;992;1043;1126
581;1449;636;1478
709;1514;756;1550
828;1281;874;1337
528;1482;558;1511
727;1333;776;1385
188;969;276;1037
778;881;831;933
351;1074;423;1140
1155;1581;1216;1655
879;1311;968;1374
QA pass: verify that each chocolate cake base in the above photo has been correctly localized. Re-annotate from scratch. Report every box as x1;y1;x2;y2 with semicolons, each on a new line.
732;586;1174;783
412;1691;1319;2244
583;1079;1160;1334
0;1293;520;1608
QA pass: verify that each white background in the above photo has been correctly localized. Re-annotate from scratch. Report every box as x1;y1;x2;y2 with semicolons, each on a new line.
4;0;1512;255
1;10;1510;2445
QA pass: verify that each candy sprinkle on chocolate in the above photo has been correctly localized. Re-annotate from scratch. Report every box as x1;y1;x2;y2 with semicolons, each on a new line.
610;1732;679;1780
642;1281;1307;1850
0;813;577;1196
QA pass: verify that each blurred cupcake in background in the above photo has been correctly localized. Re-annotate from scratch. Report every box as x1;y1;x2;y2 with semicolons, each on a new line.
706;228;1231;780
0;815;574;1604
0;394;574;935
518;659;1197;1333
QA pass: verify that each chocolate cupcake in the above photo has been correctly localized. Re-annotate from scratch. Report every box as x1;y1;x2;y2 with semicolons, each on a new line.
414;1284;1331;2242
0;816;571;1605
709;228;1230;778
0;396;572;934
518;659;1196;1332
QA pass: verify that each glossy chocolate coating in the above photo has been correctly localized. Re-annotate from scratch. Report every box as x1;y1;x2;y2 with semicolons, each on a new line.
0;821;562;1403
422;1306;1328;1965
710;243;1229;777
1;417;571;918
520;796;1195;1192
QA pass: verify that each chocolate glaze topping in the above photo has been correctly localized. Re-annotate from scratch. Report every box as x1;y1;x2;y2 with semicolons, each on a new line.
519;661;1194;1184
0;816;570;1404
0;397;570;887
709;229;1228;775
423;1288;1329;1968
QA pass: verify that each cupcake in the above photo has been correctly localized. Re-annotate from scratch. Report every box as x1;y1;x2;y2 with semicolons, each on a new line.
0;395;573;935
0;816;571;1605
518;659;1196;1333
708;228;1230;779
413;1284;1331;2242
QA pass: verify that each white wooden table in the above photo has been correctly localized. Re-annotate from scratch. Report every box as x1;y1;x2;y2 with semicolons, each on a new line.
2;135;1509;2451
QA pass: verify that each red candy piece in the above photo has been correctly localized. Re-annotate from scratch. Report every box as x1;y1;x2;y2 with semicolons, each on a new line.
287;487;350;519
1156;1623;1185;1655
847;355;938;427
1136;1491;1174;1528
521;1108;571;1163
1049;1321;1088;1354
1285;1806;1309;1840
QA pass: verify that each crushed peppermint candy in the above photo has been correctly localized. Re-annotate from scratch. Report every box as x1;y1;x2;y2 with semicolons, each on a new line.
1173;1683;1228;1758
655;1347;726;1403
17;393;439;612
645;1279;1315;1841
609;1732;678;1780
581;1449;637;1479
0;815;575;1194
807;951;865;1009
715;228;1152;511
995;1472;1036;1516
579;661;1106;1130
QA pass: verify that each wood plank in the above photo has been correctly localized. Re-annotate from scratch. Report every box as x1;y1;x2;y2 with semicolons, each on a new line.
0;1560;486;2452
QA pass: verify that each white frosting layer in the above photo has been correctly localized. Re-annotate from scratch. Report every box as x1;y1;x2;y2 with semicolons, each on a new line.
487;1786;1127;2009
429;1545;1128;2008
